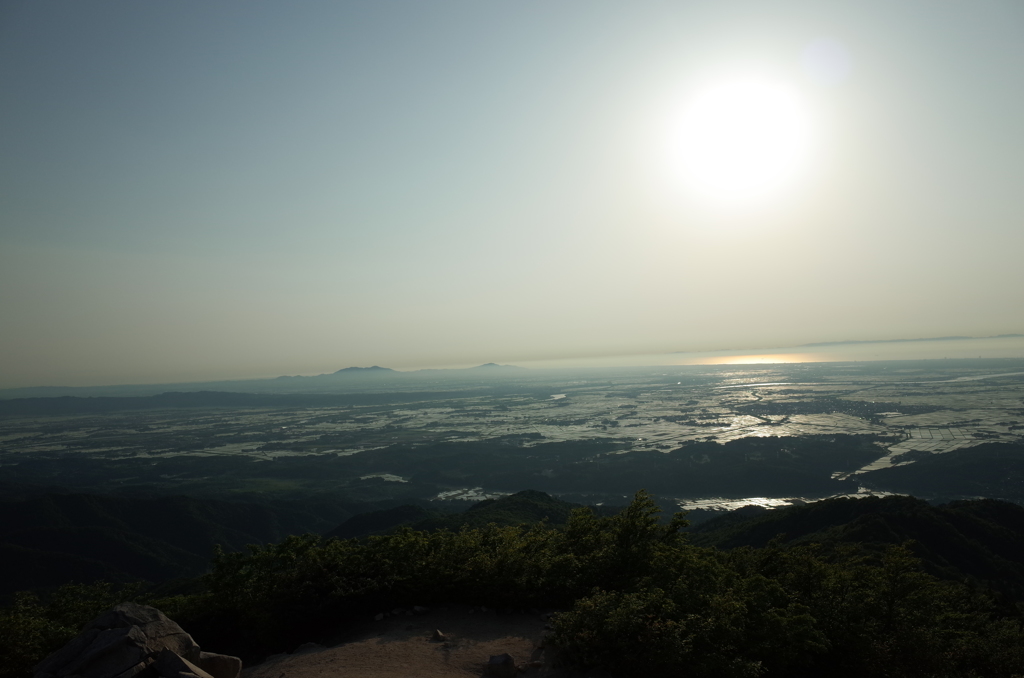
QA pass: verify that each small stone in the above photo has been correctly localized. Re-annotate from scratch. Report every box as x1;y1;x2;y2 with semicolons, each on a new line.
431;629;447;642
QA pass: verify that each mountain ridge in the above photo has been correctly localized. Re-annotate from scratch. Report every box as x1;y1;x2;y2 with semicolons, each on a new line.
0;364;528;399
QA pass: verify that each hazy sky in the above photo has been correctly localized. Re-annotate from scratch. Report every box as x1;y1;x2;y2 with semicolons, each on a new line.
2;1;1023;387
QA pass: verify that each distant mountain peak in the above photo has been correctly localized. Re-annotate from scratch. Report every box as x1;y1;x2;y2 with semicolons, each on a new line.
470;363;525;370
332;366;395;375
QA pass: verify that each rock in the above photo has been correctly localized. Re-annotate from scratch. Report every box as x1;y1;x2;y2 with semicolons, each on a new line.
113;660;150;678
33;603;240;678
431;629;447;642
197;652;241;678
89;603;201;664
32;629;101;678
153;649;214;678
485;653;517;678
36;626;149;678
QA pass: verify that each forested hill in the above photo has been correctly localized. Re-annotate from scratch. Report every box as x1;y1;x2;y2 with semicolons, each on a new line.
8;488;1024;600
0;492;360;594
8;490;1024;678
690;494;1024;597
0;489;596;596
324;489;586;538
859;441;1024;498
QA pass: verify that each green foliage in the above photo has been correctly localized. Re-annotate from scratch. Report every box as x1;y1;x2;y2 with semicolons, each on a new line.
553;588;714;676
4;490;1024;677
0;593;71;678
692;494;1024;601
171;492;1024;675
0;582;144;678
552;516;827;678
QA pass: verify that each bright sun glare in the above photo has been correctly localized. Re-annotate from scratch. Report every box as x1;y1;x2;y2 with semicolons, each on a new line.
673;77;812;205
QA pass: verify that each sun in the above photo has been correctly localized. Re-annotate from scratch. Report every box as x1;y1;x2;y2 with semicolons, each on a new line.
672;76;812;205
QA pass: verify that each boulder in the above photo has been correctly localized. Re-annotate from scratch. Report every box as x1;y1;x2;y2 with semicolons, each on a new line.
34;603;241;678
36;625;152;678
196;653;241;678
153;649;214;678
87;603;201;664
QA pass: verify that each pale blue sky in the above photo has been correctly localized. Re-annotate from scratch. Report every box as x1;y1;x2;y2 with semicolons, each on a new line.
2;1;1023;387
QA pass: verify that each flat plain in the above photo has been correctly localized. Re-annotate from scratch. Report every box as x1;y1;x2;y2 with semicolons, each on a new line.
2;359;1022;514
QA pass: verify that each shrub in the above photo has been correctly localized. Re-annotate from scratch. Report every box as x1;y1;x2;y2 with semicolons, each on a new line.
0;582;143;678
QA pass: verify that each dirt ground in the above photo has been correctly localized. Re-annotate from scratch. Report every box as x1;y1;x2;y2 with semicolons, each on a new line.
241;606;587;678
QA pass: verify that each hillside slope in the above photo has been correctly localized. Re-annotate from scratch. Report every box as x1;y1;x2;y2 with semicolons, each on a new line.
0;492;355;595
690;494;1024;597
324;490;581;538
